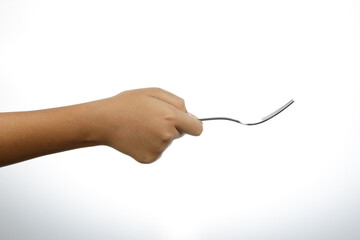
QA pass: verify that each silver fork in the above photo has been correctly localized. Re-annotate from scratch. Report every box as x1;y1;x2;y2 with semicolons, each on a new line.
199;99;294;125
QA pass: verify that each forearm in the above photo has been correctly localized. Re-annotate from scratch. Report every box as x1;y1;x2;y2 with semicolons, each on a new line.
0;101;101;167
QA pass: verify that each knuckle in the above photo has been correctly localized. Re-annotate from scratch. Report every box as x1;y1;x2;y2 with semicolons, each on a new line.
164;107;178;122
176;97;186;110
159;131;174;142
134;145;166;164
149;87;163;93
135;154;159;164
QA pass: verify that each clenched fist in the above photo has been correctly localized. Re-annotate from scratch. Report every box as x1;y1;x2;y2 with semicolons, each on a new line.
93;88;203;163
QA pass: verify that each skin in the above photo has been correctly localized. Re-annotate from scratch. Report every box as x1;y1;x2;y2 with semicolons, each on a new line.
0;88;203;167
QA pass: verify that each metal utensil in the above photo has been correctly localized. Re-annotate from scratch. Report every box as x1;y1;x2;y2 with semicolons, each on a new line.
199;99;294;125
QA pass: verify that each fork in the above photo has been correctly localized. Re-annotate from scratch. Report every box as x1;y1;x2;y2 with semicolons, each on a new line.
198;99;294;125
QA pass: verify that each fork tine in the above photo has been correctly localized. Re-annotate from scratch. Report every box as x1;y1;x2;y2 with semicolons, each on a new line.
198;99;294;125
245;99;294;125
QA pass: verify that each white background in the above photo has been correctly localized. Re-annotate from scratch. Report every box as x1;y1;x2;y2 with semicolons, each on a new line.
1;0;360;239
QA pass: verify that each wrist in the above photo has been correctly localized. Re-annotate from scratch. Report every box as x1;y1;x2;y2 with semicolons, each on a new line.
74;100;107;147
80;97;123;148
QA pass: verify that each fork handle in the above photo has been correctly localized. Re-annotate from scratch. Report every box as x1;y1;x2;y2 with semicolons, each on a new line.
198;117;240;123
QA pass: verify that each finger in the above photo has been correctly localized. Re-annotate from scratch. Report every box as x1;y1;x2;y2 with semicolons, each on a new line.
175;111;203;136
147;88;188;113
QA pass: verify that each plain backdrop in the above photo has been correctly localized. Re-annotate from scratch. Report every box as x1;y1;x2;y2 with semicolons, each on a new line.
1;0;360;239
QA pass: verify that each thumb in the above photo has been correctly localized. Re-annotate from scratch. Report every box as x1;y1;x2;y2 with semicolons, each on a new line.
175;111;203;136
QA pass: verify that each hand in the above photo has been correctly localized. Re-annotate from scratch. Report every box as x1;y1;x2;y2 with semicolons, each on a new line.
93;88;203;163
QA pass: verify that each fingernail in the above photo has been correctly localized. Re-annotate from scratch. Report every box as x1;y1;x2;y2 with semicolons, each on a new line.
188;113;202;123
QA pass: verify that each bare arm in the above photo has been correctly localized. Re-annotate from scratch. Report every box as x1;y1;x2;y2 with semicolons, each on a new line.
0;88;203;167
